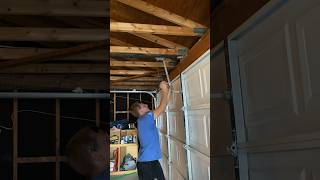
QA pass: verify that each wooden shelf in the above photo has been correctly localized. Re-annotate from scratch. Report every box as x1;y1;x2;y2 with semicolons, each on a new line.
111;169;137;176
110;143;138;148
110;129;138;176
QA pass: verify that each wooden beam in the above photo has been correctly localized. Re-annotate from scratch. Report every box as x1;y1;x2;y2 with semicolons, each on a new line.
111;70;164;83
111;85;156;90
55;99;61;180
110;37;134;46
96;99;101;127
0;75;107;90
13;98;18;180
110;46;179;56
131;33;186;49
0;48;107;61
110;22;204;36
0;41;105;70
110;59;175;68
110;19;186;49
0;27;106;41
111;76;159;82
0;0;108;17
170;31;210;79
17;156;67;164
110;70;154;75
0;63;107;74
112;82;158;86
116;0;206;28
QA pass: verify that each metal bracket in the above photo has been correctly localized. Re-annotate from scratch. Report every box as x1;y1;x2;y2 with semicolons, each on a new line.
193;28;207;36
177;48;188;57
227;141;238;157
212;90;232;100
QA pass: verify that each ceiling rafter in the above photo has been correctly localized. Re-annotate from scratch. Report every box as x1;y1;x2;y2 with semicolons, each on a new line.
115;0;206;28
0;48;106;61
0;27;107;41
110;59;175;68
0;41;105;70
110;19;186;49
110;22;205;36
110;37;135;46
0;63;107;74
0;0;108;17
110;46;180;56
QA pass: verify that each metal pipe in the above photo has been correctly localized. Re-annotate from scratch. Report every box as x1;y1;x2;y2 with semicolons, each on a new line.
0;92;109;99
162;59;171;86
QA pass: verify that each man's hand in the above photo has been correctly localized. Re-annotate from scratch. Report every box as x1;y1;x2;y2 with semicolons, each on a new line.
153;81;170;118
159;81;169;93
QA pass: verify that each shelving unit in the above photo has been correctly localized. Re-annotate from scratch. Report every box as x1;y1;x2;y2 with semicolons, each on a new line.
110;129;138;176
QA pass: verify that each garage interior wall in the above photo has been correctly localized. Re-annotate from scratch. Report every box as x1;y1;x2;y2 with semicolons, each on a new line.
0;97;108;180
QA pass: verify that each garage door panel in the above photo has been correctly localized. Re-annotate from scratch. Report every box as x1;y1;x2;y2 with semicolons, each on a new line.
248;148;320;180
189;150;210;180
187;109;210;156
157;112;167;133
159;132;168;158
228;0;320;180
171;166;186;180
169;139;188;178
168;111;185;142
296;6;320;114
160;156;169;180
239;26;298;142
183;51;210;108
169;78;183;111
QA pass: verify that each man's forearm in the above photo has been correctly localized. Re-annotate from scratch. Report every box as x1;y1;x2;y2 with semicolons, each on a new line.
153;89;170;118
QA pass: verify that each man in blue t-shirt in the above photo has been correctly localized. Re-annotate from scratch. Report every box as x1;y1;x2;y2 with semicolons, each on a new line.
130;81;170;180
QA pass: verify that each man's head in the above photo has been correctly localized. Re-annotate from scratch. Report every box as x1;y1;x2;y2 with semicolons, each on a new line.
130;102;150;118
65;127;108;178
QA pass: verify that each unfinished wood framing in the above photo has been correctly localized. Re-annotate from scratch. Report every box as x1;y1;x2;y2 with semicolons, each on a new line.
0;48;106;61
17;156;67;164
170;31;210;79
110;22;204;36
96;99;101;127
110;46;179;56
0;75;106;90
55;99;61;180
111;59;174;68
115;0;206;28
130;33;186;49
0;41;105;70
0;0;108;17
112;81;158;86
0;27;106;41
1;63;108;74
13;98;18;180
110;19;186;49
111;70;155;76
11;97;102;178
111;76;159;82
110;37;135;47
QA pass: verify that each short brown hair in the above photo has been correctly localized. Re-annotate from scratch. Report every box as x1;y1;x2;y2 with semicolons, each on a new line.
65;127;98;177
130;101;142;118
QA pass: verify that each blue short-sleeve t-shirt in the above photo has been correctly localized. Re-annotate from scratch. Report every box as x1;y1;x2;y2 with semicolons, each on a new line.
137;111;162;162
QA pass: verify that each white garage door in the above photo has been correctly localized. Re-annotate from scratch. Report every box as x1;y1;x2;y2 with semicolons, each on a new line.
182;50;210;180
167;77;188;179
228;0;320;179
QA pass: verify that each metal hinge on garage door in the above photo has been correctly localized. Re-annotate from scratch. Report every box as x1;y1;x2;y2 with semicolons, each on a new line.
212;90;232;100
